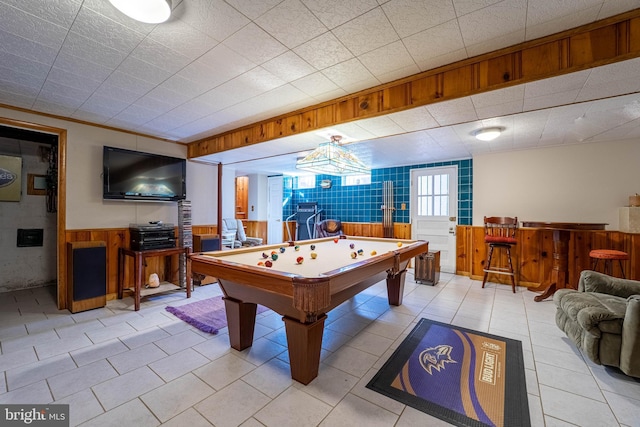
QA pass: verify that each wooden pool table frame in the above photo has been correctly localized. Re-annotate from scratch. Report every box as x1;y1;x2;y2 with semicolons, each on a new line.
189;235;428;384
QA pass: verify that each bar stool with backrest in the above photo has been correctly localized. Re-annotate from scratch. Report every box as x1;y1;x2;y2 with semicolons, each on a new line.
482;216;518;293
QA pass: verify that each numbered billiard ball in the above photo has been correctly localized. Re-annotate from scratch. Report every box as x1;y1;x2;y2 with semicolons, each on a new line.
294;245;300;251
334;238;339;243
262;252;268;258
349;243;355;249
296;256;304;264
350;251;357;259
371;250;377;255
357;249;364;255
310;252;317;259
279;247;286;253
310;245;316;250
271;253;278;261
397;242;403;247
257;261;265;266
265;260;273;267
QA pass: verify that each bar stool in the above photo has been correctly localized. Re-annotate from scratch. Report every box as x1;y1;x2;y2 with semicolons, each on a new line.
482;216;518;293
589;249;629;278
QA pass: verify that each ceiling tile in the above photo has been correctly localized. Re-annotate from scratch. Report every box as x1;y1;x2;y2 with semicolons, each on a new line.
52;51;115;82
290;72;340;97
0;2;69;49
176;0;249;41
0;29;59;65
524;70;590;99
376;63;421;84
70;6;145;53
403;19;465;69
147;20;219;60
47;67;102;93
458;0;527;46
523;90;581;111
117;56;173;86
383;0;457;38
82;0;155;35
31;98;78;116
332;7;398;56
599;0;640;18
130;38;192;74
262;51;316;83
293;32;353;70
256;0;327;49
302;0;378;29
0;74;42;98
452;0;503;16
427;97;477;125
356;116;405;137
525;4;601;41
225;0;283;20
224;23;287;65
525;0;602;27
79;94;129;117
321;58;376;88
358;40;416;78
2;0;81;28
476;100;524;120
387;107;439;132
61;31;128;68
472;86;525;109
0;50;51;81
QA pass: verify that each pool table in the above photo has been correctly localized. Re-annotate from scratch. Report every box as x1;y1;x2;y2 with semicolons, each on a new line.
189;235;428;384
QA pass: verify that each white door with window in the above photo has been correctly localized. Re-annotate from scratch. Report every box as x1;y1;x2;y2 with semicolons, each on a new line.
267;176;283;244
411;166;458;273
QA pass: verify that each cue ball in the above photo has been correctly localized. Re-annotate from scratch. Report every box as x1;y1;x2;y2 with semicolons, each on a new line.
349;243;355;249
397;242;403;247
265;260;273;267
294;245;300;251
296;256;304;264
310;252;317;259
310;245;316;250
350;251;357;259
271;253;278;261
371;250;377;255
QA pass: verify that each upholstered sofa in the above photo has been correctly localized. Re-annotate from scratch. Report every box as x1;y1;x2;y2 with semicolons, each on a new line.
554;270;640;378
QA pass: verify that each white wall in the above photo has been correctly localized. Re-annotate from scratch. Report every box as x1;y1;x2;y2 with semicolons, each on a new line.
221;165;236;220
247;174;268;221
0;107;218;229
473;138;640;229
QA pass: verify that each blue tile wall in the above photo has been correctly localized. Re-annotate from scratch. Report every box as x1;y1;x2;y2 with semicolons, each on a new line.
282;159;472;226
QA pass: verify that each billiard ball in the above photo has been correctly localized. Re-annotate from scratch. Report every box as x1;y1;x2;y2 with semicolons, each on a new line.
271;253;278;261
371;250;377;255
265;260;273;267
257;261;265;266
279;247;286;253
310;252;317;259
350;251;357;259
334;238;339;243
397;242;403;247
271;250;277;255
294;245;300;251
296;256;304;264
310;245;316;250
349;243;355;249
357;249;363;255
262;252;268;258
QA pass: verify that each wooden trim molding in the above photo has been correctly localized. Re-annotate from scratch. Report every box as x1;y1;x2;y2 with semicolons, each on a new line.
188;9;640;158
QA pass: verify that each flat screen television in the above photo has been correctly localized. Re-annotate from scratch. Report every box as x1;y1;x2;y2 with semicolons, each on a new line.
103;146;186;202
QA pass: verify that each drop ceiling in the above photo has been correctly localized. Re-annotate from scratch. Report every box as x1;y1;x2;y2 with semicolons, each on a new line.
1;0;640;175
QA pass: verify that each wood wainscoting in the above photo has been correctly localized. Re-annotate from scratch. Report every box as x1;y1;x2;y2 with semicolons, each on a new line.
67;221;412;300
283;221;412;240
456;225;640;289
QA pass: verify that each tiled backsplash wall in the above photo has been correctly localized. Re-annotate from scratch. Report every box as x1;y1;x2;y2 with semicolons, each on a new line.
283;159;472;226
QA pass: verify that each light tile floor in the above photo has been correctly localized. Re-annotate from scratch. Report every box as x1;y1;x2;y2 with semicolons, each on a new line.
1;272;640;426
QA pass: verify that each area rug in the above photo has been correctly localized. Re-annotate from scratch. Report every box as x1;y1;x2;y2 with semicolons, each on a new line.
367;319;530;427
165;296;268;334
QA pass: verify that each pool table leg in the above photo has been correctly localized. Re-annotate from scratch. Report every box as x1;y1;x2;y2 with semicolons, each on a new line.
223;297;257;351
283;315;327;385
386;269;407;306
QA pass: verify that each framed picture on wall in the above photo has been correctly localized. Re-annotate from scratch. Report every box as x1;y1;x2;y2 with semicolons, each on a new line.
27;174;47;196
0;155;22;202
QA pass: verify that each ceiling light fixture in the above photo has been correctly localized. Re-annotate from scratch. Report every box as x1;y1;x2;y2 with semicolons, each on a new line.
474;127;503;141
108;0;172;24
296;135;370;176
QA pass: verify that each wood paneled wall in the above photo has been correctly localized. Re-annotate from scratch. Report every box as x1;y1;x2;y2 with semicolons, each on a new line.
283;221;412;240
66;221;411;300
456;225;640;288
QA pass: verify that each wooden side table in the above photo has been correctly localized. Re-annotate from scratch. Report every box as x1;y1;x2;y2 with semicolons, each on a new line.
118;246;191;311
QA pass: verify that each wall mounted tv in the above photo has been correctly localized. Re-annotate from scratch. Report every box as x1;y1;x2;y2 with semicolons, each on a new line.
103;146;186;202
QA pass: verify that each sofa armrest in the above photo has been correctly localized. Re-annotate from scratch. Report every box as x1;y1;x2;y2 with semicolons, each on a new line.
579;270;640;299
620;295;640;377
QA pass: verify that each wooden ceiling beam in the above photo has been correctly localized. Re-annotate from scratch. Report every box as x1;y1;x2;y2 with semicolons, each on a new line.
187;9;640;159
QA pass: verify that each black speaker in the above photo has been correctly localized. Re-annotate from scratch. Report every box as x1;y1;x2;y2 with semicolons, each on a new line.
194;234;221;252
67;241;107;313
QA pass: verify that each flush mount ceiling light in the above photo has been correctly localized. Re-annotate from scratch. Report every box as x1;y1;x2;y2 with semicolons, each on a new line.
474;127;503;141
296;135;370;176
109;0;172;24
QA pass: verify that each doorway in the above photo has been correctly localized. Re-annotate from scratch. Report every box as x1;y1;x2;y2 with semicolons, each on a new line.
0;117;67;308
235;176;248;219
411;166;458;273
